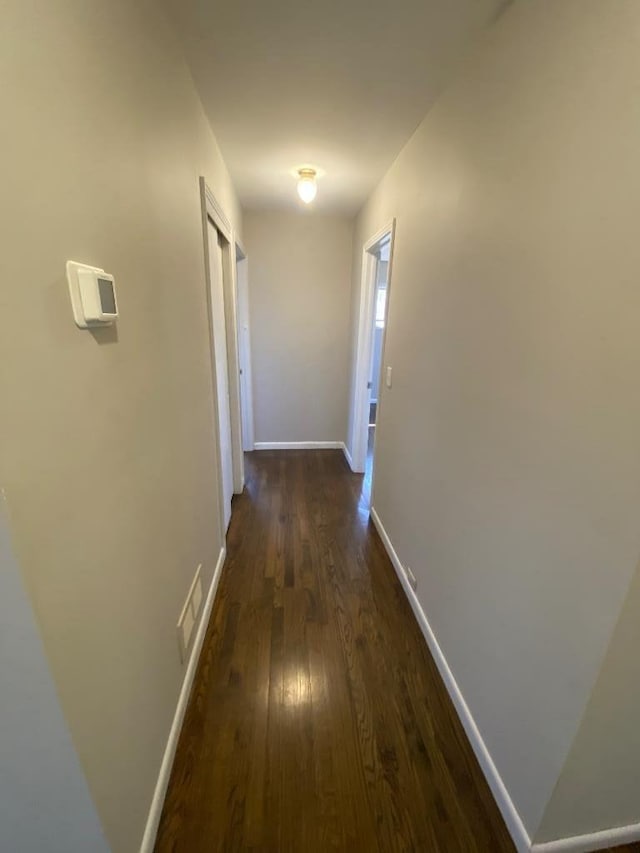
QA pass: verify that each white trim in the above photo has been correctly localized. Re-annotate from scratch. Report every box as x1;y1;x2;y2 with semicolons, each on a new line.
139;546;227;853
531;824;640;853
350;220;396;475
254;441;344;450
202;179;232;244
369;506;532;853
200;178;244;526
200;181;230;542
224;229;245;493
350;248;377;473
342;443;354;469
235;238;247;261
369;505;640;853
236;253;255;453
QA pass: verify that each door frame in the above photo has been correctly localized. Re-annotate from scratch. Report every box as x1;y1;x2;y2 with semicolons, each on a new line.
235;242;255;451
349;219;396;474
199;178;244;538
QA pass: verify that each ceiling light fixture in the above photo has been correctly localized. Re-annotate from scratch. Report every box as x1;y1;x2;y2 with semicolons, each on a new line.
296;168;317;204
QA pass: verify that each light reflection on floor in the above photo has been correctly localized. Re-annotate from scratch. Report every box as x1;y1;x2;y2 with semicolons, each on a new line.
358;426;375;516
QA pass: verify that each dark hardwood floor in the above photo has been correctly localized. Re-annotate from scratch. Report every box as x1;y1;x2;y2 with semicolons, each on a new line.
154;450;634;853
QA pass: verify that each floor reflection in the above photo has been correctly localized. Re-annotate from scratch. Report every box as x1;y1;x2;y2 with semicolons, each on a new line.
156;448;515;852
358;426;375;515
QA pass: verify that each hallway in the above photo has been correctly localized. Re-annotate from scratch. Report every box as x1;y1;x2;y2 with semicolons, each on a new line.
155;450;514;852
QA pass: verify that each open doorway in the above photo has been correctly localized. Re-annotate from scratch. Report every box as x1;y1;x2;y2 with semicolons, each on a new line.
365;238;390;498
207;221;234;532
349;220;396;505
235;245;255;452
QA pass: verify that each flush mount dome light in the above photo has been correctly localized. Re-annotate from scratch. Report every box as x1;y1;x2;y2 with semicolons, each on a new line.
296;168;317;204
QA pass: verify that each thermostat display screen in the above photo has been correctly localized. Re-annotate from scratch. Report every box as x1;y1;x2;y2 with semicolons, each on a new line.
98;278;116;314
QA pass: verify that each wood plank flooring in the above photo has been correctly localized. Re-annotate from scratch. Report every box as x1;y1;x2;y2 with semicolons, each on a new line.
154;450;634;853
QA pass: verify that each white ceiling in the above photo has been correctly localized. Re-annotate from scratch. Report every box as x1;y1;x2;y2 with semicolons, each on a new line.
164;0;509;214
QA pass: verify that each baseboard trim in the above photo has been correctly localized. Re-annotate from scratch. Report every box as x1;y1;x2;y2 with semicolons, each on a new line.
139;546;226;853
342;443;354;469
254;441;344;450
252;442;357;470
531;824;640;853
369;506;640;853
369;506;532;853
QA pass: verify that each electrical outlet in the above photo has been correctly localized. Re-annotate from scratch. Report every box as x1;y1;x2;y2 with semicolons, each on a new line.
405;565;418;591
177;564;203;664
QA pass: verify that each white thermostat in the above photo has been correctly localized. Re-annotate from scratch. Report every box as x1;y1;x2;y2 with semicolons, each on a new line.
66;260;119;328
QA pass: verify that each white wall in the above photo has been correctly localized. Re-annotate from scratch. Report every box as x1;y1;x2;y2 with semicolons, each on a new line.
244;211;353;444
0;495;108;853
535;555;640;842
0;1;241;850
349;0;640;840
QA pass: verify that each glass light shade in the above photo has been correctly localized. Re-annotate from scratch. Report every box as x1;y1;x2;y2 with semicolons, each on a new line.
297;173;317;203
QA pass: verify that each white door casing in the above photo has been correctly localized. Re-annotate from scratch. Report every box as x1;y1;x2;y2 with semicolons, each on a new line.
235;253;255;452
208;221;234;531
349;219;396;475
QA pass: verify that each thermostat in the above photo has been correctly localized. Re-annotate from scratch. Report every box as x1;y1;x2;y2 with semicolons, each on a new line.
66;260;119;328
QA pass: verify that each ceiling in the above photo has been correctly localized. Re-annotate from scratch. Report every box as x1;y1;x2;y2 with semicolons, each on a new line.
164;0;509;214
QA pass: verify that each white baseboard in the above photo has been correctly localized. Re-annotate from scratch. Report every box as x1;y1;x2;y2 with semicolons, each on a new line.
369;506;532;853
531;824;640;853
139;546;226;853
369;506;640;853
136;508;637;853
252;442;357;472
342;443;354;469
253;441;344;450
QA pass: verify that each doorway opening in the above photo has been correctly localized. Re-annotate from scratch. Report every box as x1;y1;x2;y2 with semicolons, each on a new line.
349;220;396;507
200;178;245;538
235;245;255;452
365;237;390;498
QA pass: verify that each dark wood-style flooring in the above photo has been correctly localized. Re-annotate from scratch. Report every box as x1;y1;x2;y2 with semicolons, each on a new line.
155;450;635;853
